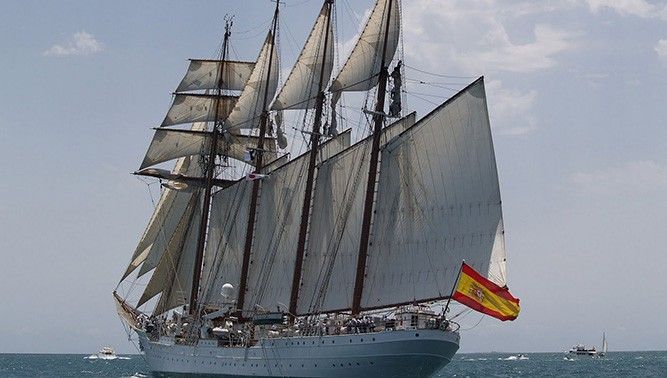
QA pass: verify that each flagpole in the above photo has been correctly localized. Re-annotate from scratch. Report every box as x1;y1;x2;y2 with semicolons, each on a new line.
443;260;465;317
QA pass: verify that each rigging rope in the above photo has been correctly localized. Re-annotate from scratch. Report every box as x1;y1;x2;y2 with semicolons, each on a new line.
404;64;477;79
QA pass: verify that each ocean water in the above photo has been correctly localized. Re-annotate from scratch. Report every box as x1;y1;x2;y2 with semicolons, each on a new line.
0;351;665;377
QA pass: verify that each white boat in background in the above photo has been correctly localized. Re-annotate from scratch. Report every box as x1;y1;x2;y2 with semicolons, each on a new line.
568;344;598;356
568;332;607;357
499;354;528;361
98;346;116;359
84;346;119;360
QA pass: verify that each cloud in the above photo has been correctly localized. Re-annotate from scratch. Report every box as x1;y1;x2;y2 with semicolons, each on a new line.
402;0;578;74
571;160;667;196
586;0;667;20
656;39;667;61
44;31;103;57
485;80;537;135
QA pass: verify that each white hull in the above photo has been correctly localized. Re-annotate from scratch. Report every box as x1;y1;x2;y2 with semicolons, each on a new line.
139;329;459;377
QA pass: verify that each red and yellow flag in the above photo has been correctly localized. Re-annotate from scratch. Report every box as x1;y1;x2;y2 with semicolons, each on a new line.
452;263;520;321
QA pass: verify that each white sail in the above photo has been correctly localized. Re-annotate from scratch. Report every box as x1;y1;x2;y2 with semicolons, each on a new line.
381;111;415;142
202;131;351;310
121;122;207;281
240;130;351;313
161;94;238;128
136;185;200;279
271;3;333;110
152;198;202;315
361;78;506;309
121;157;191;281
487;219;507;286
176;60;255;93
224;32;279;131
139;128;274;169
297;115;415;315
137;192;201;309
329;0;400;92
201;181;251;308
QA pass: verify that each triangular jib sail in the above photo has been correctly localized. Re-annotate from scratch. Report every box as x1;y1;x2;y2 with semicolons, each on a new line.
330;0;400;92
271;2;334;110
225;32;280;131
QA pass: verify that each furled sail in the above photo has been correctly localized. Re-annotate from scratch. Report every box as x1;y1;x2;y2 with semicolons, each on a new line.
137;192;202;310
361;78;506;309
296;114;415;315
176;60;255;93
224;32;279;131
329;0;400;92
139;128;276;169
121;122;207;282
202;131;352;309
160;94;238;128
271;2;333;110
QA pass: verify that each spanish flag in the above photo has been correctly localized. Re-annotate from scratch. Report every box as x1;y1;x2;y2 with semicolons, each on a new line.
452;263;520;321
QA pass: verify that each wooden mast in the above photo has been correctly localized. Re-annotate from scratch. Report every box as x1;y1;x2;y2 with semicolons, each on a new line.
237;1;280;315
188;18;233;316
351;0;394;315
288;0;334;319
188;19;233;316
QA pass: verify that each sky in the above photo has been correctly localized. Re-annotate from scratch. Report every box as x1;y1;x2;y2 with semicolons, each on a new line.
0;0;666;354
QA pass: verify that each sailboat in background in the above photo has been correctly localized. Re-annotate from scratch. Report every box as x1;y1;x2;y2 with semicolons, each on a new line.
600;332;608;356
113;0;514;376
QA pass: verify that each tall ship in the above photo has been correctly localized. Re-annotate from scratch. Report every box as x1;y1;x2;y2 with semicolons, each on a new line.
114;0;516;376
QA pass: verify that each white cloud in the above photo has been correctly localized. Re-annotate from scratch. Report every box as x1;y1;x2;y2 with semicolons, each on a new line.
571;160;667;196
486;80;538;135
586;0;667;20
656;39;667;61
395;1;575;135
402;0;578;74
44;31;103;57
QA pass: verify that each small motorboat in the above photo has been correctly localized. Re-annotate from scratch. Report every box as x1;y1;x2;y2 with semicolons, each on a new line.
96;346;117;359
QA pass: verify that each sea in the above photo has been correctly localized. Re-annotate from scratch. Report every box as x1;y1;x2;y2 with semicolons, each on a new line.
0;351;665;377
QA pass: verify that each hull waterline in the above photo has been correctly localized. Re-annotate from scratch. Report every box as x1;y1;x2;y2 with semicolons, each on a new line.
139;329;459;377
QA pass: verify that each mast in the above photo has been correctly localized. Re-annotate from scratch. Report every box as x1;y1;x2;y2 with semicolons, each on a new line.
237;1;280;314
289;0;334;318
188;18;233;316
351;0;394;315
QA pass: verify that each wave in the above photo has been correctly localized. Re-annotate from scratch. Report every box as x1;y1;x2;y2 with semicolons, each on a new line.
84;355;131;360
